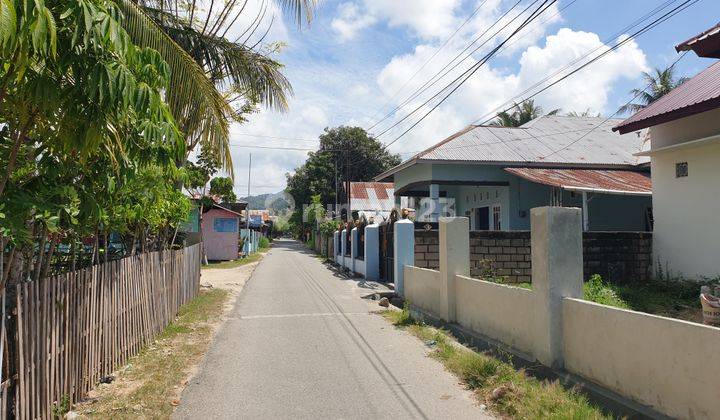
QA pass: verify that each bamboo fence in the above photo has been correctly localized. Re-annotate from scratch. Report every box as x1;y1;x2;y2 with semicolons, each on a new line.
8;243;201;419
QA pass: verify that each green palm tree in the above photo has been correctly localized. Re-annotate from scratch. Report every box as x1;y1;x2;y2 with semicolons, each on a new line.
618;67;688;115
492;99;560;127
115;0;316;173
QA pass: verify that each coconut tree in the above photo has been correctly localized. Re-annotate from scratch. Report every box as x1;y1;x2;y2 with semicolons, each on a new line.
618;67;688;115
492;99;560;127
115;0;316;173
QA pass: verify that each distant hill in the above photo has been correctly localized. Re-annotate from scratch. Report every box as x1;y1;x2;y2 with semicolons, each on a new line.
240;191;292;211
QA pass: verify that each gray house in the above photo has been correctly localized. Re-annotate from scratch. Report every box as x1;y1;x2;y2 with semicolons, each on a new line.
376;116;653;231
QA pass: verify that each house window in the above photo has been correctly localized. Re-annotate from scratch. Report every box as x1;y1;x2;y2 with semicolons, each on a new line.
213;217;238;233
492;205;501;230
675;162;688;178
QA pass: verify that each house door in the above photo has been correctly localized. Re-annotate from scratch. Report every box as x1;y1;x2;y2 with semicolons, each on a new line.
474;207;489;230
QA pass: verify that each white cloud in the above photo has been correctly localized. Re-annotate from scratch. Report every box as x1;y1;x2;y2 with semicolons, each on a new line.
225;2;650;197
515;29;648;114
331;0;462;42
331;2;377;42
364;0;462;40
374;27;648;153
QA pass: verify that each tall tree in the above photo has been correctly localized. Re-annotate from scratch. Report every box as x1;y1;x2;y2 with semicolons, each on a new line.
618;66;688;115
492;99;559;127
286;126;401;211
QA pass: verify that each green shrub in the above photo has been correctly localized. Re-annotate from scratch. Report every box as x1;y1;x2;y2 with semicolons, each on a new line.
259;236;270;249
319;220;341;237
584;274;628;309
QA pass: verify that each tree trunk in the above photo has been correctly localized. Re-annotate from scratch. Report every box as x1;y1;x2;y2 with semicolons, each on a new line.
104;231;109;263
33;227;47;282
40;237;57;280
0;114;35;198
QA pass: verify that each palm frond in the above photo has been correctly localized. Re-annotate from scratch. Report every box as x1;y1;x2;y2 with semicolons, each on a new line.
115;0;233;174
142;6;292;112
275;0;315;26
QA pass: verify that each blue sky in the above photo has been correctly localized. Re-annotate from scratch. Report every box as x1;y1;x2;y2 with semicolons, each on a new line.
227;0;720;197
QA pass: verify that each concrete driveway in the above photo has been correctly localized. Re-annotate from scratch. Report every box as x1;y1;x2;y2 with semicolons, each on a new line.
174;239;492;420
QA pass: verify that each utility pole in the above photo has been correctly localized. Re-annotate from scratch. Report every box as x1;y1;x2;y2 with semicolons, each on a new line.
334;158;338;220
246;153;252;231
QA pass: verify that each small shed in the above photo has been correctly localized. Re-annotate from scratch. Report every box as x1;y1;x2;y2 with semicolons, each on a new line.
201;205;242;261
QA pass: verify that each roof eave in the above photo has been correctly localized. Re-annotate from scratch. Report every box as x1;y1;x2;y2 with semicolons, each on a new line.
614;96;720;134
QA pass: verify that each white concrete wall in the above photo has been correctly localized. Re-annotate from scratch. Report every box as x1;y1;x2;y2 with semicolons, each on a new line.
649;110;720;279
563;298;720;420
353;259;366;276
400;210;720;419
455;275;535;356
404;266;442;315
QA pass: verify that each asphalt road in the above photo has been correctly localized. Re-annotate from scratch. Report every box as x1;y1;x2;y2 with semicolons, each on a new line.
174;239;492;420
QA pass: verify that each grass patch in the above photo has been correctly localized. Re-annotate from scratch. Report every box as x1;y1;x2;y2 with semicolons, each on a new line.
77;288;230;418
488;275;707;322
203;252;263;269
381;305;608;419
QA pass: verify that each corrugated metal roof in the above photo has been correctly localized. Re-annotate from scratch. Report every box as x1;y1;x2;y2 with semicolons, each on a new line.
504;168;652;195
350;182;395;212
414;116;648;165
676;22;720;58
614;61;720;134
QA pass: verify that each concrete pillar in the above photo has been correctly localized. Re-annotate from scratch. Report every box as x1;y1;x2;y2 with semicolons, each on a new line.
429;184;440;222
438;217;470;322
340;229;347;268
365;224;380;281
393;219;415;296
333;231;340;263
350;227;358;273
531;206;583;369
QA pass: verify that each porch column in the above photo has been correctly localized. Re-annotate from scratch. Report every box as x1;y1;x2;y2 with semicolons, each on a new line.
581;192;589;231
429;184;440;222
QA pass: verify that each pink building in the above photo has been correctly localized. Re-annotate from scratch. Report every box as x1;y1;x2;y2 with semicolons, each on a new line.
201;206;241;261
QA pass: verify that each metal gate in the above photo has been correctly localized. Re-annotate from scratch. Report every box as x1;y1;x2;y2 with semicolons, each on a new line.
344;221;352;256
379;209;398;283
357;216;367;260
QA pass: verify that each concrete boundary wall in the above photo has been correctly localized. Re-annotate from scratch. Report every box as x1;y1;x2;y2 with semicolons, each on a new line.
454;275;535;356
333;225;379;280
563;298;720;419
415;230;652;283
404;266;442;315
400;210;720;419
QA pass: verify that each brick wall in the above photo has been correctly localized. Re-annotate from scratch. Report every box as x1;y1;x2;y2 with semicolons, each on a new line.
583;232;652;284
414;230;652;284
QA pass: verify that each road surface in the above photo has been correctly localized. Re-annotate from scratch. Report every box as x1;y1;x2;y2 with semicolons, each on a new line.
174;239;491;420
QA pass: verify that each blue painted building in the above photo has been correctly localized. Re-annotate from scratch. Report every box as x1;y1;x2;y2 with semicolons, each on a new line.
376;116;653;232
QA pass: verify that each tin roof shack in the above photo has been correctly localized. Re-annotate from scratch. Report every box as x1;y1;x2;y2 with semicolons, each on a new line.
349;182;410;222
376;116;652;232
201;205;242;261
613;24;720;279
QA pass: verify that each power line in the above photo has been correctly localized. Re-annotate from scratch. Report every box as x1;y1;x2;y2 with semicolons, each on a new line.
539;51;690;160
367;0;527;133
367;0;490;124
471;0;691;126
373;0;551;141
384;0;698;152
380;0;559;148
229;132;319;143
